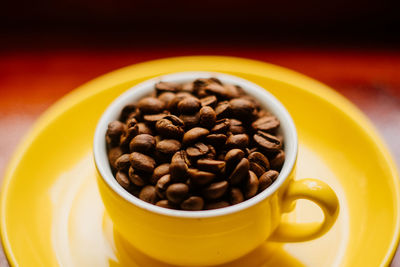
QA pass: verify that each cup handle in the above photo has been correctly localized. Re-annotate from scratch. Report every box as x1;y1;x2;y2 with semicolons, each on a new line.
270;178;339;242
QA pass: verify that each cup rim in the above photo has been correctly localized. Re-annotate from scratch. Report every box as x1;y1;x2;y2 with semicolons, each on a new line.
94;71;298;218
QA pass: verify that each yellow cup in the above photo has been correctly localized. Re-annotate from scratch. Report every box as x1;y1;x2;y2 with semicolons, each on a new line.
94;71;339;266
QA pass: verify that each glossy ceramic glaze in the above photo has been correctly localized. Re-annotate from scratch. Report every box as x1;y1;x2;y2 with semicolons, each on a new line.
0;56;399;266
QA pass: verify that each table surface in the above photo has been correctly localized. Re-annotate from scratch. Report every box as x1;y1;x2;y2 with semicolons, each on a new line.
1;47;399;266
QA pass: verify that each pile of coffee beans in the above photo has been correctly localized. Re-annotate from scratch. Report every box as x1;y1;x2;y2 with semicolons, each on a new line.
106;78;285;210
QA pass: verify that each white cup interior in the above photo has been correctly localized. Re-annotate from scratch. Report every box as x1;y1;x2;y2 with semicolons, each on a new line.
94;71;298;218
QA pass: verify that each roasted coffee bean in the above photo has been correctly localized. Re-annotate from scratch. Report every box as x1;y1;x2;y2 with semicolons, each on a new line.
252;116;280;132
156;119;178;137
270;150;285;170
223;84;241;99
128;185;142;198
215;101;231;118
176;91;193;98
170;151;189;181
217;152;226;161
244;171;259;199
172;150;191;166
154;151;172;164
155;115;184;138
186;142;209;157
126;117;138;128
276;134;284;144
249;162;265;178
179;113;200;129
181;196;204;211
106;121;126;146
108;146;123;170
119;125;138;150
115;154;131;171
229;98;257;120
129;134;155;154
203;79;229;97
203;82;229;99
136;122;154;135
226;134;249;150
150;163;170;184
178;97;201;114
248;152;270;169
224;149;245;173
155;174;171;198
229;119;246;134
166;183;189;204
205;145;216;159
156;139;181;155
211;118;230;133
155;81;179;93
202;181;229;200
204;201;230;210
116;171;130;189
206;133;227;147
128;167;146;186
139;185;158;204
182;127;210;145
229;158;250;185
253;131;282;152
197;90;207;98
209;77;223;85
236;85;246;95
125;109;141;123
257;109;269;118
119;104;137;122
193;78;219;93
107;120;126;139
138;97;164;114
188;168;216;186
130;152;156;173
243;94;261;107
166;94;190;113
197;159;225;173
143;113;168;122
229;188;244;205
155;200;176;209
193;78;213;87
158;92;176;105
151;92;160;99
170;161;188;182
154;135;162;144
165;114;185;126
122;131;139;150
246;147;258;156
199;106;216;129
259;170;279;192
248;151;270;176
181;82;194;93
200;95;218;107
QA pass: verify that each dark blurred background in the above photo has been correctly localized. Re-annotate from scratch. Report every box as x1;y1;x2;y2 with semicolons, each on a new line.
1;0;400;266
1;0;399;48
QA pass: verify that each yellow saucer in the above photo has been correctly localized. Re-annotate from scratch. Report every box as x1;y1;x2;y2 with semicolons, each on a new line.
1;56;399;267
